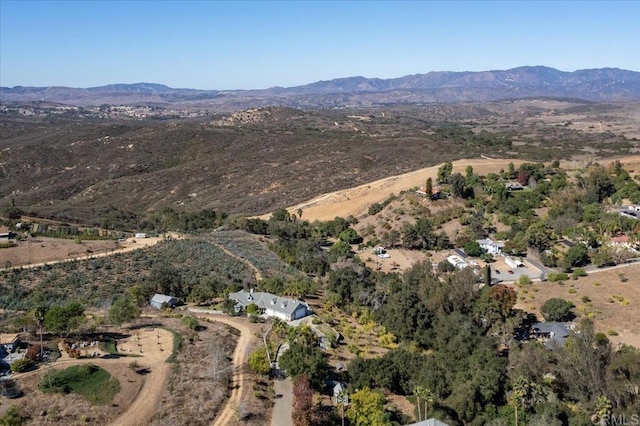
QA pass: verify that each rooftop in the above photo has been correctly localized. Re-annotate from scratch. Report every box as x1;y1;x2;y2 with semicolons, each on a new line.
0;334;19;345
229;290;308;317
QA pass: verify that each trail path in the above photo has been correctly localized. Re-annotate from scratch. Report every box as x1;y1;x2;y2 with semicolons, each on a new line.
210;241;263;281
1;233;183;272
187;310;257;426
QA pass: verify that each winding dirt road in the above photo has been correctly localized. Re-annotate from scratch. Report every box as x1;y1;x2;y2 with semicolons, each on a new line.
187;310;257;426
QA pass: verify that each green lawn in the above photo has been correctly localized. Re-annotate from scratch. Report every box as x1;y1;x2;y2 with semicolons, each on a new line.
40;364;120;405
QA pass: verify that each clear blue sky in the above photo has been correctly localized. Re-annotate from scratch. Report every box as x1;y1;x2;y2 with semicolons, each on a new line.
1;1;638;90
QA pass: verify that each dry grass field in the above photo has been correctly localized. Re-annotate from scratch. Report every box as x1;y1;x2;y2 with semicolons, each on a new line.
514;264;640;348
0;236;164;269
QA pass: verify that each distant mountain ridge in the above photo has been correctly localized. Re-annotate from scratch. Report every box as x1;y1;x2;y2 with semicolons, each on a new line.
2;66;640;108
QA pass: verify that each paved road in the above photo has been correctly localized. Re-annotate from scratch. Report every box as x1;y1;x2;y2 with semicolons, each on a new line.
271;377;293;426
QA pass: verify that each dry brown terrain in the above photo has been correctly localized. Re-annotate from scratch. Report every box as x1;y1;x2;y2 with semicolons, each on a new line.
0;234;182;270
514;264;640;348
282;156;640;223
0;327;173;425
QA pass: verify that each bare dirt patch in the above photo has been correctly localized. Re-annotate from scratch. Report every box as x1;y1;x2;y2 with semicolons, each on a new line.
513;264;640;348
0;326;174;425
0;235;165;270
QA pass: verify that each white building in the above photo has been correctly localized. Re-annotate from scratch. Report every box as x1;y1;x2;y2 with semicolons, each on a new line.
505;256;524;269
476;238;505;255
447;255;469;269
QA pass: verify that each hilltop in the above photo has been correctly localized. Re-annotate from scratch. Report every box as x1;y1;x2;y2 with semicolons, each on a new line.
2;67;640;109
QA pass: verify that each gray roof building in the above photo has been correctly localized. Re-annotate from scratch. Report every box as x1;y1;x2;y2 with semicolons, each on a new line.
229;290;309;321
531;322;575;349
406;419;450;426
150;294;179;309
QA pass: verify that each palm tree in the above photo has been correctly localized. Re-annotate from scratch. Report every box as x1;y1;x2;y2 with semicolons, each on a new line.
594;395;612;426
33;306;48;360
415;386;434;421
413;386;423;421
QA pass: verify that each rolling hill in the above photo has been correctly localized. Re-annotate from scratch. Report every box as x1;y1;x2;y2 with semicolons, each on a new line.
2;67;639;109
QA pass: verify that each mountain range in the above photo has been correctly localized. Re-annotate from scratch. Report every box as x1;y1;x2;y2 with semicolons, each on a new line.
2;66;640;109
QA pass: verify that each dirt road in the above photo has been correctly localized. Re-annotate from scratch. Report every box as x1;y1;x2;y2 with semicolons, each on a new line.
110;328;174;426
187;310;257;426
0;233;183;272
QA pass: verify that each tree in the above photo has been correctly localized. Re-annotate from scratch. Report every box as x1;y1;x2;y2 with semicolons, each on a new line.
44;303;86;336
526;223;553;253
248;347;271;374
246;303;260;315
464;240;484;257
108;296;140;326
339;228;358;244
540;298;575;322
483;265;492;287
449;172;466;197
292;374;314;426
425;177;433;199
562;243;590;271
34;306;48;360
279;342;329;389
437;161;453;184
346;387;390;426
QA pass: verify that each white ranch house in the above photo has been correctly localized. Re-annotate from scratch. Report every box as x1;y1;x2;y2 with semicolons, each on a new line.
229;290;310;321
476;238;505;255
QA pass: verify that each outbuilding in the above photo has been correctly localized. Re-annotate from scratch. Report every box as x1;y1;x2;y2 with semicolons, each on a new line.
150;294;179;309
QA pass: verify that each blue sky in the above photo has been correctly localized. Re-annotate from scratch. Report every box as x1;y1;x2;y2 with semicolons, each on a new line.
1;1;638;90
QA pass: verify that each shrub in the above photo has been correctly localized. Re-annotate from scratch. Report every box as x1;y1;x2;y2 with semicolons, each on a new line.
547;272;569;282
368;203;383;216
0;406;24;426
608;329;619;336
181;315;199;330
10;359;30;373
248;347;271;374
572;268;588;279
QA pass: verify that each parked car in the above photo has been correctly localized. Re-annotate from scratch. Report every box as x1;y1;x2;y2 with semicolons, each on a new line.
495;270;500;274
508;270;514;274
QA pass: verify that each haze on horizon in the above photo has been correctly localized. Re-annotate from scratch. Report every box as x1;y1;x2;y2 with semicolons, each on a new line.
1;0;639;91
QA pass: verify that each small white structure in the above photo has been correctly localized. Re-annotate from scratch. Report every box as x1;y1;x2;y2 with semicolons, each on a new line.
135;232;147;239
505;256;524;269
447;255;468;269
150;294;179;309
476;238;505;255
372;246;390;258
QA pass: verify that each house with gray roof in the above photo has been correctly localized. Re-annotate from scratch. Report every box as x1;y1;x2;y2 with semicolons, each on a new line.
229;290;310;321
531;322;575;349
150;294;179;309
406;419;450;426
